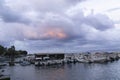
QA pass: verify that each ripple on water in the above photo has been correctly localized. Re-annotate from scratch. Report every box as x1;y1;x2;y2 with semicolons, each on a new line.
3;60;120;80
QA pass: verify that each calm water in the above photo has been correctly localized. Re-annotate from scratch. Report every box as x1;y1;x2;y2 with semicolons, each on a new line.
3;60;120;80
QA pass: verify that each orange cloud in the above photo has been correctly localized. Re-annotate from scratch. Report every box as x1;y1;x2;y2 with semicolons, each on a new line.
44;28;67;39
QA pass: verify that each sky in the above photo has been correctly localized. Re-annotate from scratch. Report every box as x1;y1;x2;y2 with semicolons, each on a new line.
0;0;120;53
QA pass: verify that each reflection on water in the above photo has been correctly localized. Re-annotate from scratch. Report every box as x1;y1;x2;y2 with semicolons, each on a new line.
3;60;120;80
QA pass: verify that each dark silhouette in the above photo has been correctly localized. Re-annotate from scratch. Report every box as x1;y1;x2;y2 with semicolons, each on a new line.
0;45;28;66
8;46;15;66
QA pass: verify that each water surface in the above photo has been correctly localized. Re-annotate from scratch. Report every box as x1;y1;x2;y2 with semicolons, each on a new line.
3;60;120;80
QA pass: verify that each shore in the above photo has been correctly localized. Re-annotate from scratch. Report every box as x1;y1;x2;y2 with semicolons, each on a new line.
0;52;120;66
22;52;120;66
0;52;120;80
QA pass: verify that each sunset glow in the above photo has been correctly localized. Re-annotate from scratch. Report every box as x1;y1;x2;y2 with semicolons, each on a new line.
44;28;67;39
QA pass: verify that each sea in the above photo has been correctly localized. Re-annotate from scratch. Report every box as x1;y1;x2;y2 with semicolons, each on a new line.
2;60;120;80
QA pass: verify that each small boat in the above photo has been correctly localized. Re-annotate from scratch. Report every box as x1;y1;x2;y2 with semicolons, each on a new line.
20;61;30;66
0;63;7;66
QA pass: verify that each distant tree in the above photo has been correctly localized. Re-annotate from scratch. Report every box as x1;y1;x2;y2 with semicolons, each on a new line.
6;46;15;56
0;45;5;55
17;50;28;56
21;50;27;55
0;45;28;57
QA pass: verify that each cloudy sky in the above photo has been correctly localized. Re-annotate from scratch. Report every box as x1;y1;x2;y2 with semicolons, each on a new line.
0;0;120;53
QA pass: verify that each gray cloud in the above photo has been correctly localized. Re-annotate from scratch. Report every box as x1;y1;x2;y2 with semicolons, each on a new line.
0;0;30;24
84;14;114;30
0;0;119;53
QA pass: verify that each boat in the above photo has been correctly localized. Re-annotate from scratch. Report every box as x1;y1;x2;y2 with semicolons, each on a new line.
0;63;7;66
20;61;30;66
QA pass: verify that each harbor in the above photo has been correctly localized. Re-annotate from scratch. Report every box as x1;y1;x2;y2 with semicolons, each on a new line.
24;52;120;66
1;52;120;67
1;60;120;80
1;52;120;80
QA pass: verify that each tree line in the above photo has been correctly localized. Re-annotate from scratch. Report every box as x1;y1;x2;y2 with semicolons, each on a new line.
0;45;27;57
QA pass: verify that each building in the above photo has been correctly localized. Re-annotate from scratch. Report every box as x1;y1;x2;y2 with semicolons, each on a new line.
35;53;64;60
34;53;65;66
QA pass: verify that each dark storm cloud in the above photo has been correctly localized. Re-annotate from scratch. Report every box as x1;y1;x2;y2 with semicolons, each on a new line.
67;9;114;31
84;14;114;30
0;0;30;24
